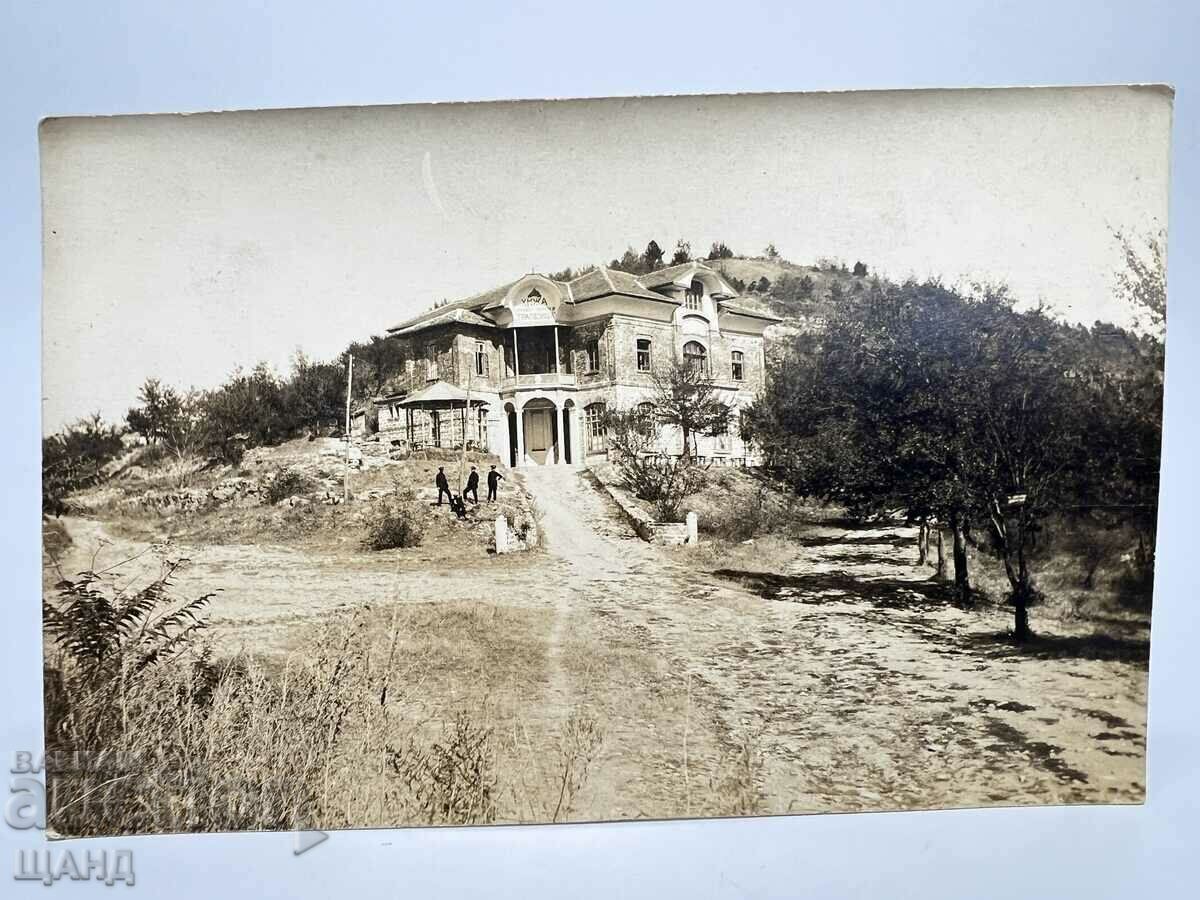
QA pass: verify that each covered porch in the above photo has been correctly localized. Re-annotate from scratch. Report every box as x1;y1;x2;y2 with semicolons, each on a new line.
396;381;490;452
503;396;579;468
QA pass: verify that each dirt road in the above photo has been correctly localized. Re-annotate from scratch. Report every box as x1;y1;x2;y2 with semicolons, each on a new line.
47;467;1147;820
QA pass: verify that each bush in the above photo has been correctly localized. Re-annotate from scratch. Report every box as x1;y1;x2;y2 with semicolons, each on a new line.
363;488;427;550
42;414;126;515
263;466;315;505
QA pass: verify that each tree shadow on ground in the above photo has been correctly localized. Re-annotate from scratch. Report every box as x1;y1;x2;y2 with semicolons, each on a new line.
960;631;1150;666
792;532;913;549
713;568;959;611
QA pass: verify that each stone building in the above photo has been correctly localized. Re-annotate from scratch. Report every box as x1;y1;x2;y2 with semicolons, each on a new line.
365;260;779;468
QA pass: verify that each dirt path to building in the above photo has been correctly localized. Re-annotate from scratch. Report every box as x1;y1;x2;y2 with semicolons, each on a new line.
46;467;1148;821
517;466;1148;816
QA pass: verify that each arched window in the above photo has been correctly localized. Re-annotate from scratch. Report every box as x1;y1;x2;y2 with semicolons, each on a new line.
731;350;745;381
684;279;704;311
584;402;608;453
683;340;708;374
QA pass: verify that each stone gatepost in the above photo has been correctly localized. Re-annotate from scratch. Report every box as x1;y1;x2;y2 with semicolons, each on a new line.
495;515;511;554
685;511;699;546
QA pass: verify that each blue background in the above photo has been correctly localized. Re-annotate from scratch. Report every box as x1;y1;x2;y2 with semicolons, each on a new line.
1;2;1196;897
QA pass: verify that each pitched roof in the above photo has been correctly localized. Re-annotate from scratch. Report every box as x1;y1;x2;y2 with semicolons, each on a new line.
638;261;702;289
566;266;674;303
387;260;731;334
389;306;494;336
718;299;783;322
387;280;521;333
399;381;476;405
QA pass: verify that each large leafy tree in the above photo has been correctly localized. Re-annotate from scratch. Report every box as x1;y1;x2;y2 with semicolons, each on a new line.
651;360;730;459
747;278;1149;640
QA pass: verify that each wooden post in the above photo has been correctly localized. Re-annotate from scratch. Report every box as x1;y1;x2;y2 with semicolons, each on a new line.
553;325;561;375
458;369;472;493
343;354;353;504
512;328;520;378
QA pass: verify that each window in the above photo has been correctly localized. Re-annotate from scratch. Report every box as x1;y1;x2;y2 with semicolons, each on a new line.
636;338;652;372
426;358;438;381
685;279;703;311
474;341;488;377
683;340;708;374
731;350;745;381
584;402;608;452
585;339;600;373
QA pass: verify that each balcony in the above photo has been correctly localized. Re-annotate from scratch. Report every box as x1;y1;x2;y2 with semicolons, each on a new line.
500;372;577;390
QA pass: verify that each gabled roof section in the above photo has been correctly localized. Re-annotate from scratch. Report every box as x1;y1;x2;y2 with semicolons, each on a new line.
389;306;494;336
387;280;521;333
386;260;736;335
638;261;703;290
638;260;737;299
567;266;674;304
400;381;477;405
717;299;783;322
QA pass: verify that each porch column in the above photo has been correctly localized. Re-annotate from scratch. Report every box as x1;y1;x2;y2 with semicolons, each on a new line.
553;326;561;375
512;328;521;378
514;404;526;467
552;401;561;465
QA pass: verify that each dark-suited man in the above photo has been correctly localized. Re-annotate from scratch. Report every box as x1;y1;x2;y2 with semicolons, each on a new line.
487;465;505;502
435;467;451;505
464;466;480;504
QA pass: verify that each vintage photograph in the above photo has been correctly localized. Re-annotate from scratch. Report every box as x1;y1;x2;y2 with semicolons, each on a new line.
39;86;1169;835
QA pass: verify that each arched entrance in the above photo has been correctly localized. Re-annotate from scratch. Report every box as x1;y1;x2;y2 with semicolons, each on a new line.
520;398;558;465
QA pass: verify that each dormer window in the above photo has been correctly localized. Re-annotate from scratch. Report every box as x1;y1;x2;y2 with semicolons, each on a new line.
684;279;704;311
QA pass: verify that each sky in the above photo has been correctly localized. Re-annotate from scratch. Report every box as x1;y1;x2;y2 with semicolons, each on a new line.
40;86;1171;431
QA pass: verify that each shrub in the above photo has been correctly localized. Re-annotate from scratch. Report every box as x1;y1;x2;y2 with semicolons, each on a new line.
387;710;497;825
363;488;427;550
263;466;315;505
42;414;126;515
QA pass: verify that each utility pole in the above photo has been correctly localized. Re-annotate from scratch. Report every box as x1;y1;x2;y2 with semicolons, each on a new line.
344;354;353;505
458;366;472;494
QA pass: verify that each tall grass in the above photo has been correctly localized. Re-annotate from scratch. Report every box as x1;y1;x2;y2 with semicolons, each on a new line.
42;556;605;835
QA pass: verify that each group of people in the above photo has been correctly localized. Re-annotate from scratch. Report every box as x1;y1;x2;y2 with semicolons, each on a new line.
435;464;505;518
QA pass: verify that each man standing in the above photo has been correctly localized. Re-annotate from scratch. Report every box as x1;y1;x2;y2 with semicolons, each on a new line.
435;466;451;505
486;464;504;503
464;466;480;504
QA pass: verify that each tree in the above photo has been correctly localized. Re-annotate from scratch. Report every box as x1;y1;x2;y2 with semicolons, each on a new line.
764;243;780;259
42;414;126;515
756;276;771;294
1112;226;1166;333
745;278;1133;641
707;241;734;260
602;408;707;521
852;261;868;277
670;240;692;266
643;240;665;271
126;378;184;446
650;361;730;459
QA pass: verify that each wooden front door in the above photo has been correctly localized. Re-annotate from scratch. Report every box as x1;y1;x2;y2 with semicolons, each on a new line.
524;408;553;464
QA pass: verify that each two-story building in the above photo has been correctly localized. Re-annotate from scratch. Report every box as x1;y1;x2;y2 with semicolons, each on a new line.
366;260;779;467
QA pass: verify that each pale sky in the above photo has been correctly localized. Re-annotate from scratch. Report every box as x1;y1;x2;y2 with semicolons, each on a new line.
40;86;1172;432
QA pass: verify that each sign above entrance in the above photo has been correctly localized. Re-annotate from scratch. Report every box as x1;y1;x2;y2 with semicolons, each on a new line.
510;301;557;327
